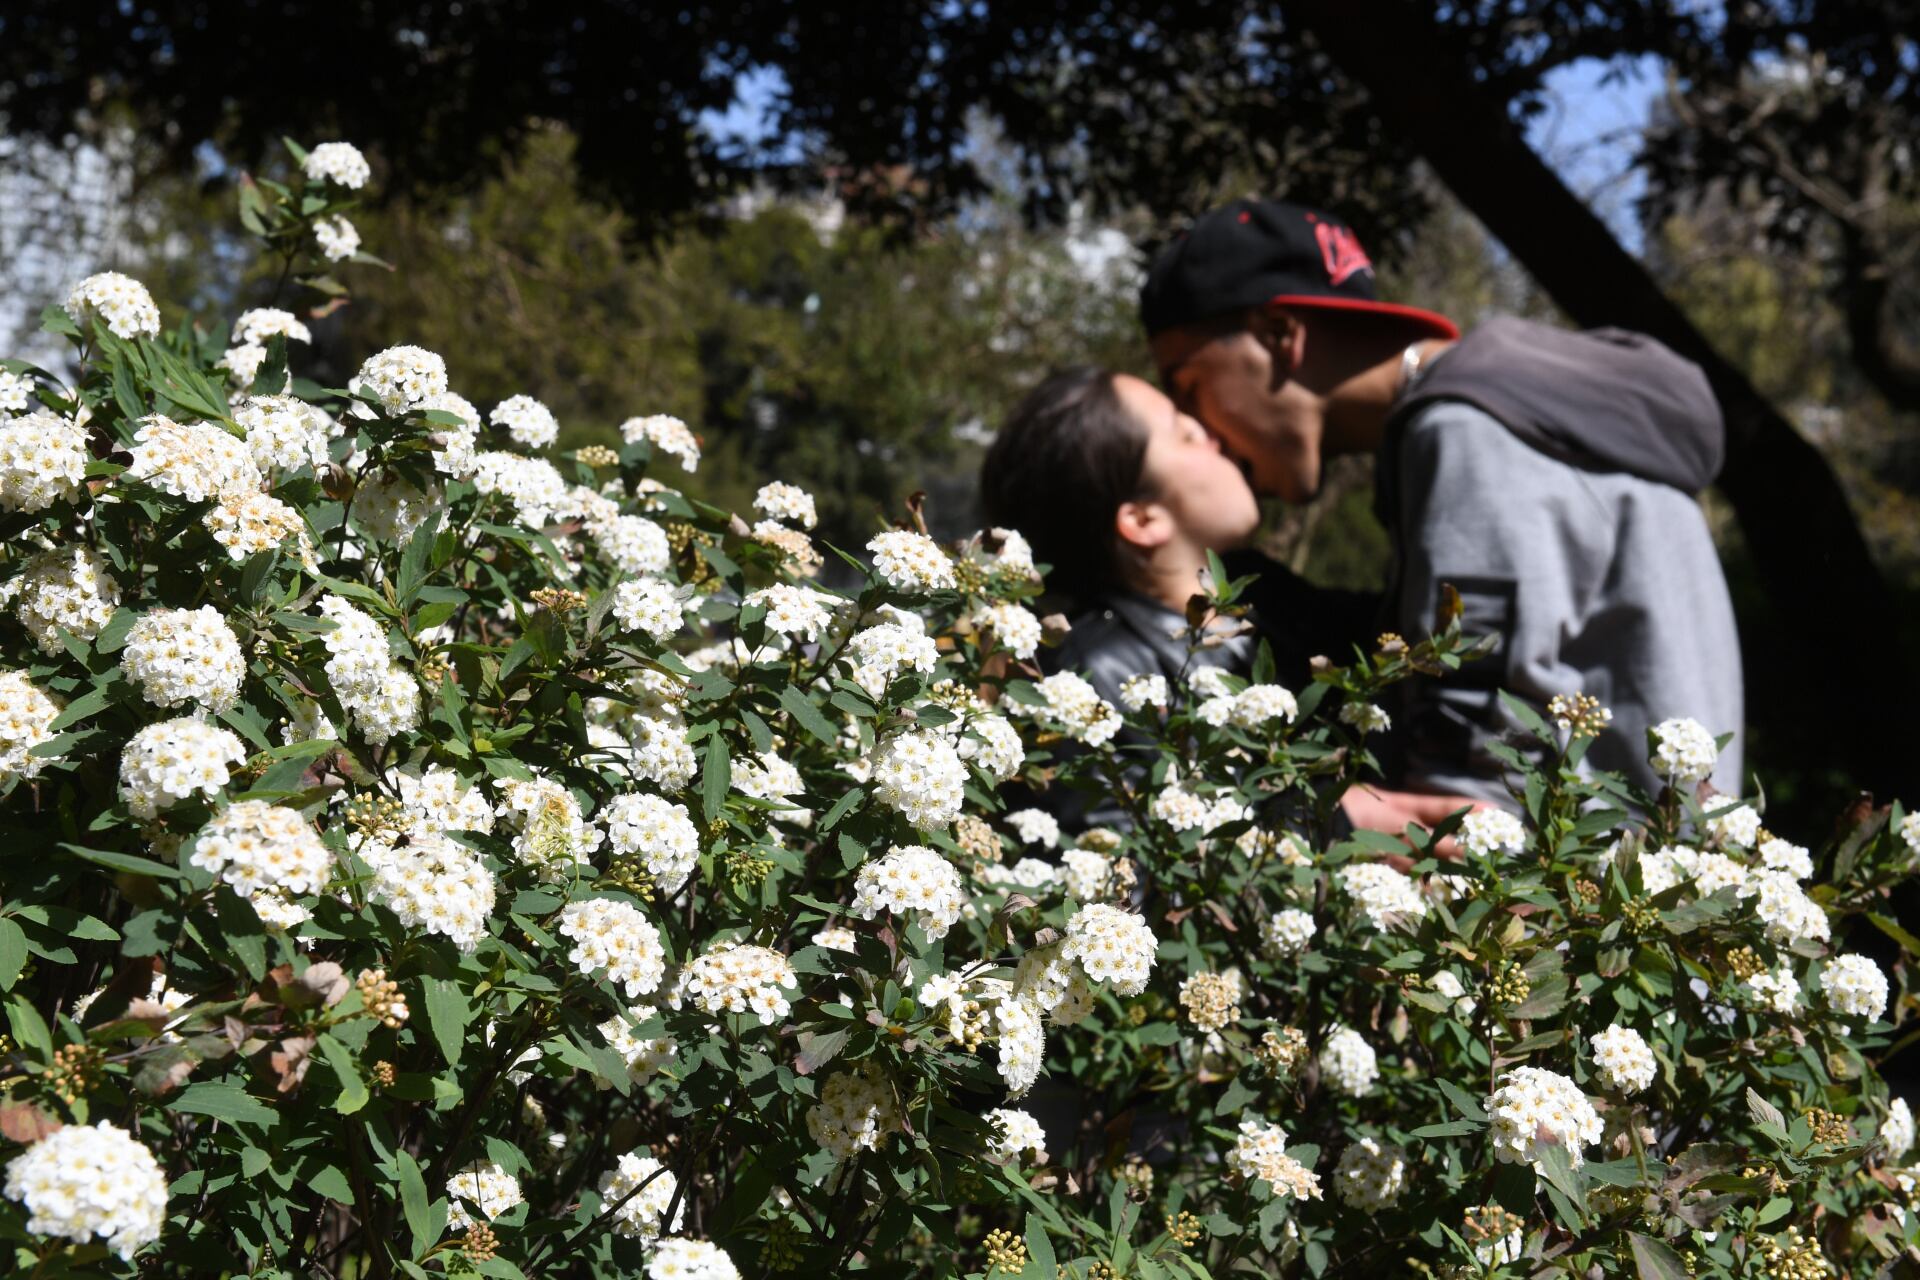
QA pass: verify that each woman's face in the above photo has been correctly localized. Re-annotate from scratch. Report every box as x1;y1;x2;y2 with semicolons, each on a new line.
1114;373;1262;551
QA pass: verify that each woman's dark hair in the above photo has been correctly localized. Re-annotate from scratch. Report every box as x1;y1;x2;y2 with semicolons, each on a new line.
980;366;1150;600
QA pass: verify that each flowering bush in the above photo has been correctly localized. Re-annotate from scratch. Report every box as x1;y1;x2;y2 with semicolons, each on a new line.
2;140;1919;1280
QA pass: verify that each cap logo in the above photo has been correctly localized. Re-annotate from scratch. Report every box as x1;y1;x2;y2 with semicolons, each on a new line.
1313;222;1373;286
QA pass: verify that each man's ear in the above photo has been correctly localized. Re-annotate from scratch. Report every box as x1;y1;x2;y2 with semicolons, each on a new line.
1115;499;1172;552
1246;304;1307;383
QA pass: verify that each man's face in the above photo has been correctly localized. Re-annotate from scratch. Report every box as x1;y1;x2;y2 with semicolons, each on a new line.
1150;320;1326;504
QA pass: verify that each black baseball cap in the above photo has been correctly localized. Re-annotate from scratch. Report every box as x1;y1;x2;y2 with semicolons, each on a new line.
1140;198;1459;341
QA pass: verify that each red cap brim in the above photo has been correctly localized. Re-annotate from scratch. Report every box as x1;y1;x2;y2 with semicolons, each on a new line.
1268;293;1460;341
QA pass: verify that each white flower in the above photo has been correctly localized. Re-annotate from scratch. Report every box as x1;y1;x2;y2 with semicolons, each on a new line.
0;670;62;783
1227;1120;1322;1200
745;583;837;641
599;1005;676;1085
813;927;856;952
1024;671;1123;746
1745;869;1830;945
1706;803;1762;850
1319;1026;1379;1097
353;345;448;415
121;606;246;713
5;546;121;653
682;942;799;1027
303;141;371;188
217;343;269;386
958;713;1024;782
753;481;817;529
444;1161;523;1230
1689;850;1750;896
620;414;701;471
1638;845;1694;896
992;992;1048;1097
362;831;496;952
973;601;1042;660
1261;908;1316;957
611;578;686;640
600;792;700;894
1589;1024;1657;1094
206;491;315;566
1746;965;1801;1015
230;307;312;349
1062;902;1157;996
1339;701;1392;734
314;596;421;744
1884;1098;1914;1164
591;513;672;576
1190;666;1235;700
486;394;559;449
558;898;666;998
119;717;247;819
647;1238;741;1280
732;750;803;804
3;1122;167;1259
0;368;33;414
868;730;967;830
189;801;332;899
985;1108;1048;1166
1229;683;1297;728
1178;969;1242;1033
351;472;440;545
598;1152;683;1241
235;394;332;476
1430;970;1478;1016
496;774;603;882
0;412;89;512
1339;862;1428;929
1758;837;1813;881
1005;808;1060;849
1821;954;1889;1023
844;622;941;696
1333;1137;1407;1212
1459;809;1527;859
1150;785;1212;832
1060;849;1112;901
65;271;161;339
852;845;966;939
1650;716;1718;785
472;451;572;527
1902;811;1920;859
807;1062;903;1159
313;215;361;261
128;414;261;502
1486;1066;1603;1171
1118;673;1168;712
867;529;955;592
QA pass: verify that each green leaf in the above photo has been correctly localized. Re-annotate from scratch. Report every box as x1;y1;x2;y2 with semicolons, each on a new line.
1437;1077;1488;1122
170;1081;280;1128
818;787;865;832
0;919;27;991
1409;1118;1483;1138
395;1150;431;1260
1628;1232;1692;1280
6;995;52;1057
316;1034;369;1114
1535;1140;1588;1217
1024;1214;1057;1277
420;977;471;1068
777;685;838;746
1869;912;1920;959
60;842;189;880
701;734;730;822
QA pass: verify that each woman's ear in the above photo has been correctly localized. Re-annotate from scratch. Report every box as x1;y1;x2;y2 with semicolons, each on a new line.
1246;304;1307;385
1115;498;1172;552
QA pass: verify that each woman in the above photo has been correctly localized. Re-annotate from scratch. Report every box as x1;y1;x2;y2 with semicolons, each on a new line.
980;365;1473;840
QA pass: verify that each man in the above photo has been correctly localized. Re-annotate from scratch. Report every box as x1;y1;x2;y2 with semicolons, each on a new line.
1140;197;1743;801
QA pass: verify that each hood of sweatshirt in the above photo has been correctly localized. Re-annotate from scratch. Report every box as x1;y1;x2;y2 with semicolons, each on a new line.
1388;315;1724;493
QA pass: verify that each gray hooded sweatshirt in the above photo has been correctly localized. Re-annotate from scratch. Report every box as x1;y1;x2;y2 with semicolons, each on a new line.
1379;316;1744;801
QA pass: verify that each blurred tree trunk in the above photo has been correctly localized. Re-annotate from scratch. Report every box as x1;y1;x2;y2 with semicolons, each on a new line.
1288;0;1920;796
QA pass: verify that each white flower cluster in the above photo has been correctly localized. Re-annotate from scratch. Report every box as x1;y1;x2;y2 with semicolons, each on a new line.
419;391;482;478
1226;1120;1322;1201
852;844;966;939
118;717;248;819
1333;1137;1408;1212
302;141;371;188
1821;954;1889;1023
220;308;312;386
600;792;700;893
314;215;361;261
496;774;602;882
1261;908;1316;957
591;513;672;576
744;583;835;641
559;898;666;998
128;414;261;503
489;394;559;448
1024;671;1122;746
867;530;956;593
731;749;803;804
611;578;686;640
0;670;61;783
1319;1026;1380;1097
353;345;448;415
1650;716;1719;785
957;711;1024;781
65;271;161;339
681;942;799;1026
647;1238;741;1280
316;595;421;744
351;473;440;545
121;606;246;713
1884;1098;1915;1163
1706;802;1762;850
1118;672;1168;712
189;801;332;899
968;526;1036;579
1460;808;1527;859
868;729;967;830
973;601;1042;660
598;1152;683;1242
1228;683;1298;728
1339;701;1392;734
985;1108;1048;1166
393;765;496;836
1487;1066;1603;1171
1589;1024;1657;1094
472;452;572;527
1339;862;1428;929
1746;965;1801;1015
206;491;314;566
1903;811;1920;859
0;411;89;513
753;481;817;529
1757;836;1813;880
1746;869;1830;945
5;546;121;653
1060;848;1112;901
844;622;940;697
806;1062;903;1160
1005;808;1060;849
1061;902;1157;996
236;395;332;476
599;1005;676;1084
2;1122;168;1259
363;831;497;952
445;1161;523;1230
621;414;701;471
1431;971;1477;1017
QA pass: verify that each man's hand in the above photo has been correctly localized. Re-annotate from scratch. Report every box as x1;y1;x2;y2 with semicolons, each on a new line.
1339;784;1492;865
